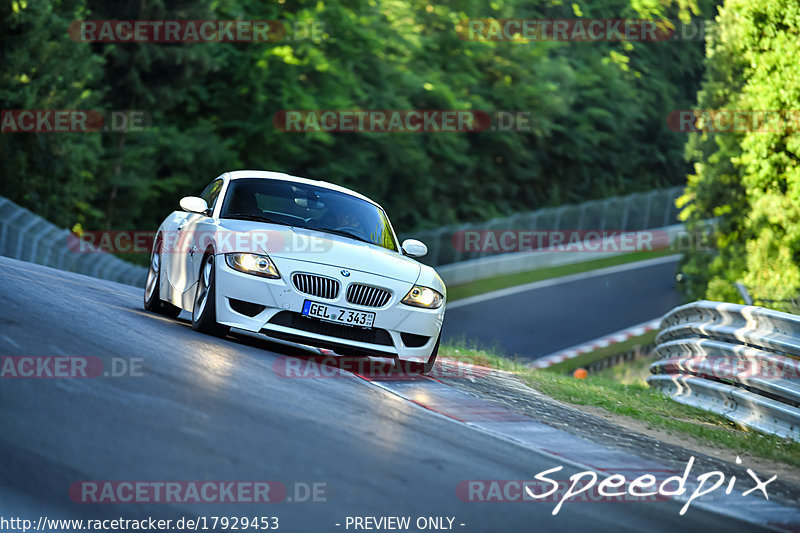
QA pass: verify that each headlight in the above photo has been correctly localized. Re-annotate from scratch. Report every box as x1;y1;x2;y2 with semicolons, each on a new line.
225;253;280;279
401;286;444;309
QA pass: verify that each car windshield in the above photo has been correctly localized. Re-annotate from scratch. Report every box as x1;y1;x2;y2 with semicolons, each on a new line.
219;178;398;252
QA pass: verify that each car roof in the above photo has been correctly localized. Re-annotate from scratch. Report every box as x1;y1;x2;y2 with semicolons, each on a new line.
225;170;383;209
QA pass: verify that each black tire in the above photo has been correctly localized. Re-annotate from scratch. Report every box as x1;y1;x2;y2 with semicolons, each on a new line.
421;332;441;374
143;238;181;318
191;254;230;337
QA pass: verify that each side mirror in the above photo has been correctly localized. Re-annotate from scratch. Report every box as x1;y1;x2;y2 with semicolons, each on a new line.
401;239;428;258
180;196;210;215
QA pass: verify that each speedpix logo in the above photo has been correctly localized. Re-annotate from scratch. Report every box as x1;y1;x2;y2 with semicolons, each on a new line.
458;456;776;516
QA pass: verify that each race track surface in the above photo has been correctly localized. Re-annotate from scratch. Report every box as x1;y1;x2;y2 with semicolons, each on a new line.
443;256;682;358
0;256;770;532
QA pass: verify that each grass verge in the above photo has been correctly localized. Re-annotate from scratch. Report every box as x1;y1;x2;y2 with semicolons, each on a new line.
439;343;800;468
447;249;675;301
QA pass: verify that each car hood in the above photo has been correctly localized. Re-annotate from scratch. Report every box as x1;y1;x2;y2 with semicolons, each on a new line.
216;220;421;283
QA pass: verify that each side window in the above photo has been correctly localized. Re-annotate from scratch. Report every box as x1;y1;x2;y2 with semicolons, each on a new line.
199;179;224;211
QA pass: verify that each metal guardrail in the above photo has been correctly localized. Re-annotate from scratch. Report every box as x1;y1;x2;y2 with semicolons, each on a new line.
400;186;683;268
0;196;147;287
436;224;684;286
648;300;800;441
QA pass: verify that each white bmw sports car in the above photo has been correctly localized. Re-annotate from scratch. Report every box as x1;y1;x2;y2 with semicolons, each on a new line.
144;170;446;372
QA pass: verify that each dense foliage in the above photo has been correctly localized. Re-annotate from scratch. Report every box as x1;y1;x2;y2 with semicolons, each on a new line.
678;0;800;307
2;0;707;235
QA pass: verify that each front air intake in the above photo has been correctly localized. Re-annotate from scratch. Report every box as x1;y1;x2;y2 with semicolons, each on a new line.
346;283;391;307
292;273;340;299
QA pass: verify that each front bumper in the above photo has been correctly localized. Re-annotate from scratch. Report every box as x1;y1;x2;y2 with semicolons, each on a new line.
213;253;445;359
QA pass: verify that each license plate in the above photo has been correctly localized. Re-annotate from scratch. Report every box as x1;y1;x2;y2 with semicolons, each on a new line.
302;300;375;328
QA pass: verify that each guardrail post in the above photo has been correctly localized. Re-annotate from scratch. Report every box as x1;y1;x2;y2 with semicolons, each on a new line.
15;216;41;259
736;282;754;305
429;228;447;266
54;230;72;270
620;196;632;231
39;227;64;267
663;189;674;226
553;206;564;231
27;220;54;263
576;204;586;229
0;208;28;256
642;190;655;229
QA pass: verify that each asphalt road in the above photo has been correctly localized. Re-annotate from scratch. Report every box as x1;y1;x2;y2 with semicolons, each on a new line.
442;256;683;359
0;256;764;532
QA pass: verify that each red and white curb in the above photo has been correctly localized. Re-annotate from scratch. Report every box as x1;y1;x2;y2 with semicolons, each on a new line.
529;319;662;369
288;347;800;528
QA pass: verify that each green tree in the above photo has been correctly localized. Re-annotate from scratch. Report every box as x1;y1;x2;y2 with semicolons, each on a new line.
81;0;236;230
679;0;800;307
0;0;104;227
2;0;715;248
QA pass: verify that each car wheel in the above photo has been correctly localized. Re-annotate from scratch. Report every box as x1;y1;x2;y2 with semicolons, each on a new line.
421;332;441;374
143;238;181;318
191;254;231;337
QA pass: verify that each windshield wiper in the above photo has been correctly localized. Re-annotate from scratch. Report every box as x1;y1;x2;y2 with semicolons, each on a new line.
315;227;375;246
222;213;289;226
